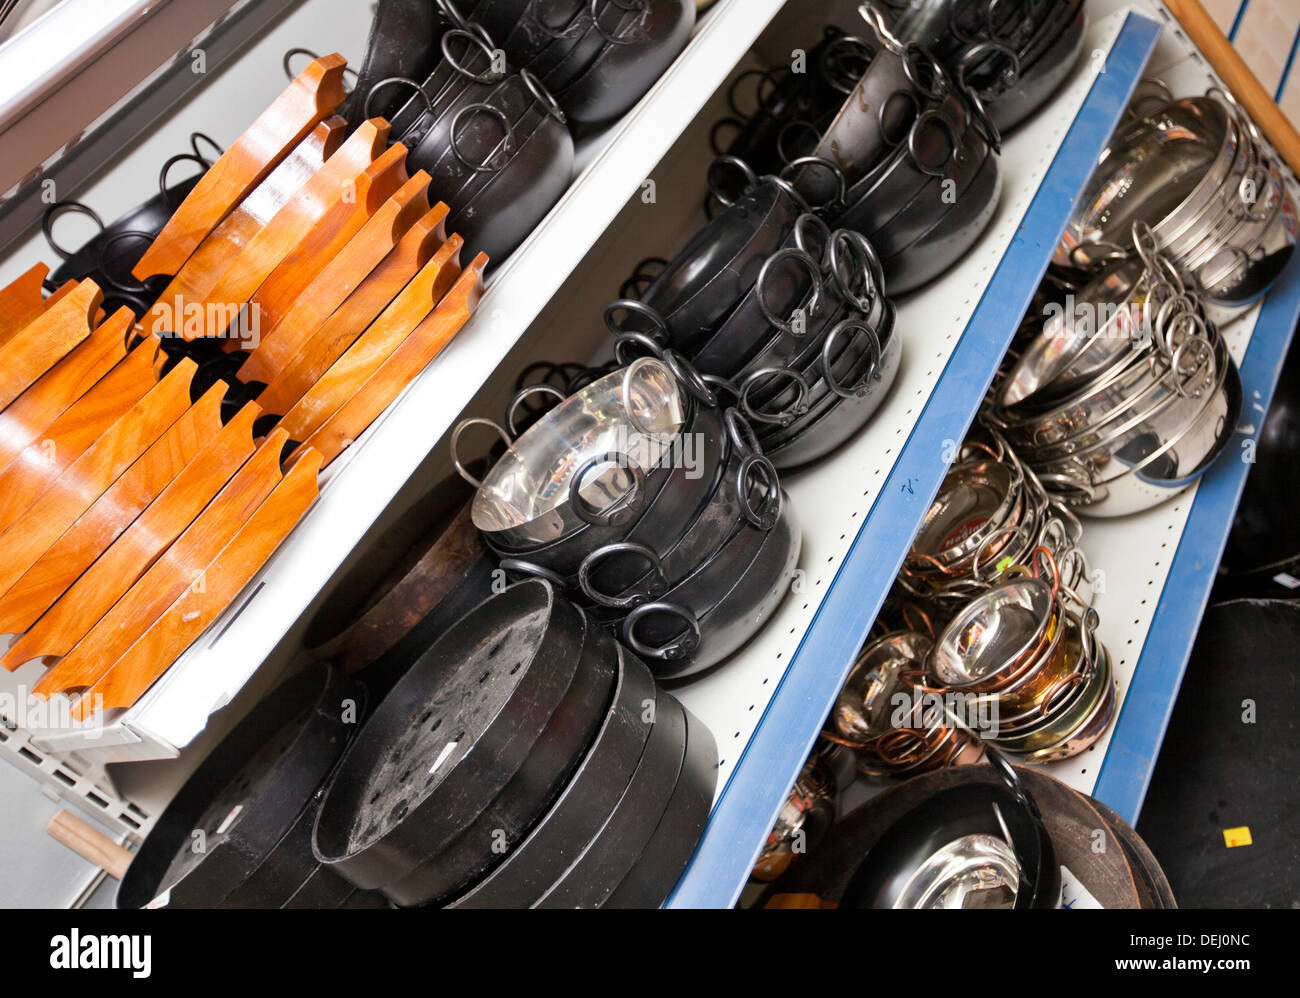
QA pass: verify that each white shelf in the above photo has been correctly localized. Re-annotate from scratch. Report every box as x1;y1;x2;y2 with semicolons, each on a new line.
0;0;790;762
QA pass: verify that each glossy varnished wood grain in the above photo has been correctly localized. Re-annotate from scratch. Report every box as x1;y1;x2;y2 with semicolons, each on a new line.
304;254;488;466
0;359;197;602
236;172;433;384
244;140;412;338
0;384;225;637
132;55;349;282
0;264;54;346
1;404;261;667
0;337;159;535
191;120;391;336
0;309;130;469
277;234;464;442
71;446;323;718
247;202;450;409
145;120;346;338
0;281;100;411
30;429;288;695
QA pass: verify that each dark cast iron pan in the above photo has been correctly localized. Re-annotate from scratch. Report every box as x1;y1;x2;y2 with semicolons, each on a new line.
448;643;658;907
342;0;446;127
311;580;589;897
303;471;493;691
116;665;365;910
620;489;800;678
634;176;806;352
878;128;1001;294
554;0;695;124
604;700;717;907
760;306;902;469
384;602;618;905
534;686;688;907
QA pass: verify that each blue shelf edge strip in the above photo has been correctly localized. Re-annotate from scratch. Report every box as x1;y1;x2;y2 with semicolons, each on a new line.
1092;252;1300;825
666;12;1162;909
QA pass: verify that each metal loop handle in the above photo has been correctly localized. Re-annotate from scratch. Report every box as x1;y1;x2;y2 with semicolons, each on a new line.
622;602;702;661
725;405;763;459
613;330;667;365
364;76;432;123
42;201;104;260
756;247;824;334
579;541;668;609
606;298;671;343
93;230;155;295
740;368;812;427
737;454;782;529
821;318;883;398
909;107;960;178
158;152;208;204
828;229;885;307
498;558;567;588
706;155;760;208
451;417;512;488
441;28;506;84
779;156;847;212
956;39;1021;101
505;384;566;437
663;349;718;408
519;67;566;123
569;451;648;528
450;103;515;173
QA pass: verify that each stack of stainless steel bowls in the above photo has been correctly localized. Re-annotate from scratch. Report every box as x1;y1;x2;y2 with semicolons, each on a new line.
897;432;1092;610
921;550;1117;762
830;629;986;778
988;226;1243;516
453;355;801;679
1056;89;1298;318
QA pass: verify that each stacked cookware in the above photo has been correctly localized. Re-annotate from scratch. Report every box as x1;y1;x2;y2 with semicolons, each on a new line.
896;432;1092;611
118;665;389;909
709;11;1004;294
615;175;901;469
1057;88;1298;318
355;22;575;262
310;579;717;908
452;354;801;678
828;628;986;778
443;0;696;124
870;0;1088;132
916;547;1117;763
759;758;1174;909
989;224;1242;516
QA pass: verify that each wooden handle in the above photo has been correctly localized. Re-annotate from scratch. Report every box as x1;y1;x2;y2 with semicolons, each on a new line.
1164;0;1300;177
46;810;134;880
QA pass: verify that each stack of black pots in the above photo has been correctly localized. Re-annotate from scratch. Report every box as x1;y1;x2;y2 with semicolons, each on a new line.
117;665;389;909
613;175;901;468
454;353;801;678
444;0;696;125
355;20;575;263
712;16;1008;295
873;0;1088;132
310;579;717;908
